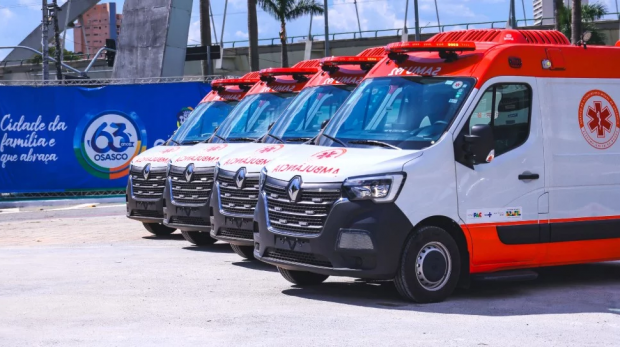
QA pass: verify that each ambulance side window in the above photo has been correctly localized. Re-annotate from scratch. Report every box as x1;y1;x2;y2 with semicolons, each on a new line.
466;84;532;156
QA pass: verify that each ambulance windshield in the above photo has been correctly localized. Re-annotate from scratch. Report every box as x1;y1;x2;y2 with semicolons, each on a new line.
212;92;295;143
266;85;354;143
318;76;475;150
170;101;237;145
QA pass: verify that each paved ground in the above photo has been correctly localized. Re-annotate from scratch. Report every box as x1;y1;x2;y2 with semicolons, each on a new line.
1;203;619;346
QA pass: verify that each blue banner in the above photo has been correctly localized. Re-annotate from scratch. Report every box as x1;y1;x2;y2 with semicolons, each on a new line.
0;82;210;194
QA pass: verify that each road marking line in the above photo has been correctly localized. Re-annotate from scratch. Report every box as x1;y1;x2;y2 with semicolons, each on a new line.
0;208;20;214
46;203;101;211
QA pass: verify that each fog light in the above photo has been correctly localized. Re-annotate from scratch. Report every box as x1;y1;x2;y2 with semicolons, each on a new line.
210;216;215;225
254;242;260;251
337;229;374;250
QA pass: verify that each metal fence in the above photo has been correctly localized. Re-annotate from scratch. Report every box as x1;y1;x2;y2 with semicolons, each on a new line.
0;76;236;87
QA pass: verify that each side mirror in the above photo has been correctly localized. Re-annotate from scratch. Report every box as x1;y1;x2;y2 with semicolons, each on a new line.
464;124;495;165
320;119;330;130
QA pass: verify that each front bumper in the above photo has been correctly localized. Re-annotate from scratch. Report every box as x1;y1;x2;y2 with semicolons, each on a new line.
163;179;212;232
126;178;165;224
210;183;255;246
253;192;413;280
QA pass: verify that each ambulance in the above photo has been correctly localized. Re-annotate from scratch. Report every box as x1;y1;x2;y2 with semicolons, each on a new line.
126;73;259;236
163;60;320;245
253;29;620;303
210;48;386;259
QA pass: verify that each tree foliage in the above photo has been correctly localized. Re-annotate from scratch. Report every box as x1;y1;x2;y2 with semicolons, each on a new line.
557;2;608;45
257;0;324;67
28;47;82;64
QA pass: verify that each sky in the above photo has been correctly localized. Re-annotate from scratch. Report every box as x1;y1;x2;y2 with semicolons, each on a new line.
0;0;618;61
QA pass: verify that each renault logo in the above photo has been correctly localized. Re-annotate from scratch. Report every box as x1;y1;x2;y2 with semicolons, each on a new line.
287;176;302;202
143;163;151;180
184;163;195;183
235;167;247;189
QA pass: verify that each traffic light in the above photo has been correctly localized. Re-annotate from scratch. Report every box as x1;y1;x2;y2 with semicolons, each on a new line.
105;39;116;67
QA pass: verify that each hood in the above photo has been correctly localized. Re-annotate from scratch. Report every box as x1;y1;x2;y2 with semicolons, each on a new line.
218;143;300;174
130;145;193;168
265;146;422;183
171;142;257;168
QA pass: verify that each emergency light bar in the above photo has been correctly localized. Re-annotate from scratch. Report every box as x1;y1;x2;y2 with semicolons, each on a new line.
320;56;383;73
386;41;477;63
386;41;477;53
211;78;260;88
259;67;318;82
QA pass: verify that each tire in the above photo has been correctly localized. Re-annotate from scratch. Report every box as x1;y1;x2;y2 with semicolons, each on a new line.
230;244;255;259
181;230;217;246
143;223;176;236
277;267;329;286
394;225;461;303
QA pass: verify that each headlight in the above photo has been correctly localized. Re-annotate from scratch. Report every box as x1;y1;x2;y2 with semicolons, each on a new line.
259;167;268;190
343;173;405;203
214;162;221;181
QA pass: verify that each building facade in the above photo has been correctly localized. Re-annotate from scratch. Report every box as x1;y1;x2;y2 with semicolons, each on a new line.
533;0;589;25
73;3;122;57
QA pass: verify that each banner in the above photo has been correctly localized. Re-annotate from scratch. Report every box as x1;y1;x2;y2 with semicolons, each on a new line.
0;82;210;194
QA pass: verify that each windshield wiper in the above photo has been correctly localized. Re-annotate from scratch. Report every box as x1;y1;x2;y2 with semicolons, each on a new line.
228;137;257;143
286;137;312;143
266;133;284;143
348;140;401;150
181;140;202;145
320;133;347;147
210;134;226;143
168;139;181;146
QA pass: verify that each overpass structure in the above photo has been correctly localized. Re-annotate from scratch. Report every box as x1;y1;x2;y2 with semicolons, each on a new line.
2;0;101;62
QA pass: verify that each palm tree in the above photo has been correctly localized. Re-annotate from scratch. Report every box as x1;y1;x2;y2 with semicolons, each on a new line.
558;2;607;45
248;0;260;71
258;0;324;67
554;0;563;31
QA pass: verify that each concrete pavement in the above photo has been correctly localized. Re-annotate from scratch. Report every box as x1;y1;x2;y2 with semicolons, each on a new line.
0;204;619;346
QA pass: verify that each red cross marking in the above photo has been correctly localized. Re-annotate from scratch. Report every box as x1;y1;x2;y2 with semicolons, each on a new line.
587;101;613;138
315;151;341;159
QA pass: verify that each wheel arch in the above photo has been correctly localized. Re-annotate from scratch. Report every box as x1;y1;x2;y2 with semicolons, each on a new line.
414;215;471;287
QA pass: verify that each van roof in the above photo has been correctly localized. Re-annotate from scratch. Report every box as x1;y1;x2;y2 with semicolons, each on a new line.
201;72;261;103
366;29;620;87
245;59;322;95
302;47;386;87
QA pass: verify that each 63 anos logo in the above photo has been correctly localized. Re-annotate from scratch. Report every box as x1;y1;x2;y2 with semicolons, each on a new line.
74;111;147;179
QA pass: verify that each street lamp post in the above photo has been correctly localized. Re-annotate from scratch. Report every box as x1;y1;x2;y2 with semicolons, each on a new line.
324;0;329;56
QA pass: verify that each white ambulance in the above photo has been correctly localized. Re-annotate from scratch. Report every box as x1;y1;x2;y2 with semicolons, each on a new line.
126;74;259;236
253;29;620;303
163;60;320;245
210;48;386;259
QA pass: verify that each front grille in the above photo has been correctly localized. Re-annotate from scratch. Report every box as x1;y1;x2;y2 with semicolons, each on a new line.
130;166;166;200
169;166;214;205
130;209;163;218
264;179;341;234
218;228;253;240
169;216;210;226
264;248;332;268
217;170;260;215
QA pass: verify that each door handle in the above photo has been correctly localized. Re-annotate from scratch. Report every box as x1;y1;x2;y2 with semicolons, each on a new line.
518;173;539;180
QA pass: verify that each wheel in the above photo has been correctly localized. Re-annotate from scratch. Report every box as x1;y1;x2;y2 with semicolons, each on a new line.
143;223;175;236
277;267;329;286
394;225;461;303
181;230;217;246
230;244;255;259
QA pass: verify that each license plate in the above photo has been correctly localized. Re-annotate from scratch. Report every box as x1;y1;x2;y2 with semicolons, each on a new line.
174;206;200;216
275;235;311;252
224;216;253;229
137;201;156;210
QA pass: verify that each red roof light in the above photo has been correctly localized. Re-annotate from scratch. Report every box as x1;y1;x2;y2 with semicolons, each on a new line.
211;78;259;88
386;41;477;53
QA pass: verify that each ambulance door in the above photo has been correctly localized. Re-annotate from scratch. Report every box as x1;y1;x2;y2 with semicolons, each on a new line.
454;77;546;268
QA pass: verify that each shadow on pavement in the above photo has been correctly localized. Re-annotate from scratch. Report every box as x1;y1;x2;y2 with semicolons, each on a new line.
281;262;620;316
182;243;235;253
142;233;186;241
231;260;278;272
